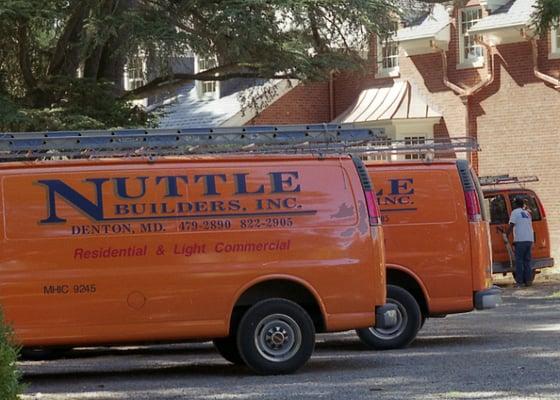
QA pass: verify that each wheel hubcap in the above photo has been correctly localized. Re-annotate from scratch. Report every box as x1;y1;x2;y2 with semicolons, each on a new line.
369;299;408;339
254;313;302;362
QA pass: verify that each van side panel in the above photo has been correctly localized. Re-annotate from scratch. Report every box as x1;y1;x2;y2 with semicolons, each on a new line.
369;163;474;314
0;157;379;346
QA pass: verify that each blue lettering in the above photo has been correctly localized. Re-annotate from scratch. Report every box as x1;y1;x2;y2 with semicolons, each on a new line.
38;178;108;223
269;172;301;193
114;176;148;199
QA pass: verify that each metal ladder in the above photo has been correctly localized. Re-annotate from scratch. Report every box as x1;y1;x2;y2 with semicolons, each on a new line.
0;124;478;161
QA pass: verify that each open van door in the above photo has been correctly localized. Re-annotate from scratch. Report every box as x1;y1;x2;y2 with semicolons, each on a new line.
484;192;511;271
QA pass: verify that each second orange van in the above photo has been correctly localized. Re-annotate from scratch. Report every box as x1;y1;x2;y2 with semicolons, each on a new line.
356;159;500;349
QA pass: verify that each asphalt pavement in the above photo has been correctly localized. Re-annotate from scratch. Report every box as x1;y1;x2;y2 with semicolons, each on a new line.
20;278;560;400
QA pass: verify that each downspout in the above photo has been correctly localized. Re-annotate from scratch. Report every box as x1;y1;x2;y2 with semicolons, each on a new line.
522;29;560;90
432;41;467;96
430;39;495;99
328;70;335;121
430;40;495;167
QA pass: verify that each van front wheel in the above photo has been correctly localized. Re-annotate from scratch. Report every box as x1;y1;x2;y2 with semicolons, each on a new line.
236;299;315;375
356;285;422;350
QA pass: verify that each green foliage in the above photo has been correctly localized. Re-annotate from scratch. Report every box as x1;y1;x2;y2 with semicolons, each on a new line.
532;0;560;37
1;78;154;132
0;0;557;132
0;308;23;400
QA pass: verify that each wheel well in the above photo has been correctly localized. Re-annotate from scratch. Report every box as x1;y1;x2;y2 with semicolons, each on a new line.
387;269;428;317
232;279;325;333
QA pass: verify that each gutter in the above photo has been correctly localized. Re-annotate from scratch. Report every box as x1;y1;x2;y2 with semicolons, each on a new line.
430;39;495;169
328;70;335;121
521;29;560;90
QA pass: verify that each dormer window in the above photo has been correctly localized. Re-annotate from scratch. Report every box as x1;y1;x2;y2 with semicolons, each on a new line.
551;26;560;59
376;21;400;78
124;55;147;91
458;7;484;68
196;56;219;99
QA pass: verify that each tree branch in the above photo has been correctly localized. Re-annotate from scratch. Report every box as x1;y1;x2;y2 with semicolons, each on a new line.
121;66;297;100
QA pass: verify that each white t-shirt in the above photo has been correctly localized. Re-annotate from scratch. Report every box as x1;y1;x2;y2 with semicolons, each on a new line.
509;207;534;243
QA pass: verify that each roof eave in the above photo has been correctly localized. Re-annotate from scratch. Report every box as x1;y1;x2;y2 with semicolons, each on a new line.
470;23;534;45
399;24;450;56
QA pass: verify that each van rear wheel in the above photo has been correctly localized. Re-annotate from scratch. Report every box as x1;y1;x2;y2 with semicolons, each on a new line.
213;337;244;365
356;285;421;350
236;298;315;375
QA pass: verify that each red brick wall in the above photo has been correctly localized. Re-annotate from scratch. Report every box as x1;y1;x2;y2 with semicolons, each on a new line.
249;82;330;125
248;3;560;268
470;40;560;264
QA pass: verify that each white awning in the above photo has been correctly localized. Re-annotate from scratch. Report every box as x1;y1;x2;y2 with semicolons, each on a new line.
336;81;442;124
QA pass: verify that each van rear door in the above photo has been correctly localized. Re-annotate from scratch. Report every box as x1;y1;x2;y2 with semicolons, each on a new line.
484;191;511;268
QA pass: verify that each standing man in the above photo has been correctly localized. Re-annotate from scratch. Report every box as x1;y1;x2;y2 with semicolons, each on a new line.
506;198;535;287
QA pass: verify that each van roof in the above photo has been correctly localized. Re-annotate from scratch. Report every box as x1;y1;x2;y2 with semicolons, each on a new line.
0;153;353;171
364;159;459;167
483;188;537;196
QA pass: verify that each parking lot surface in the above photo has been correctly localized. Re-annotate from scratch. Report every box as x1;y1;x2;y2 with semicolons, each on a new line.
20;279;560;400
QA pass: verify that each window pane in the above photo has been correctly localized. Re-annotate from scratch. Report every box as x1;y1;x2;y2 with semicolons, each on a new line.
460;8;483;62
508;193;542;221
364;137;392;161
379;23;399;71
404;136;426;160
487;195;508;224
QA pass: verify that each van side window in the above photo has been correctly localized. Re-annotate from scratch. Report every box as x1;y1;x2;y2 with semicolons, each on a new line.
487;195;508;224
508;193;542;221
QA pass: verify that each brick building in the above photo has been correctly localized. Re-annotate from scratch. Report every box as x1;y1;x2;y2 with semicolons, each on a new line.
249;0;560;266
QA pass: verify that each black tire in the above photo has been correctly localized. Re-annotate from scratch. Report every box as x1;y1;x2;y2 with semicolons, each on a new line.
236;298;315;375
356;285;422;350
21;347;70;361
213;336;244;365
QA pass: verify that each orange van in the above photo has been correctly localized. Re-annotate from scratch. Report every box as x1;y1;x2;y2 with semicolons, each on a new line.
0;148;395;374
482;183;554;281
356;159;500;349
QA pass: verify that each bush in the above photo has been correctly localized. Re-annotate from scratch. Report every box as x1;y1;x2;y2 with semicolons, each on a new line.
0;308;22;400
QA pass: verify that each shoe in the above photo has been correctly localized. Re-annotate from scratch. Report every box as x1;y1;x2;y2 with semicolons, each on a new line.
513;283;523;288
524;282;533;287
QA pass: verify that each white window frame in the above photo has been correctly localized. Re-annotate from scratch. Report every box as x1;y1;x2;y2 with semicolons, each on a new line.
376;22;400;78
362;137;393;161
196;56;219;99
550;26;560;59
458;7;485;69
404;136;426;160
124;55;147;91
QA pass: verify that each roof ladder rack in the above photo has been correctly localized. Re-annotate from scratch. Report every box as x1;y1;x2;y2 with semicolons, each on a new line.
0;124;479;162
479;175;539;186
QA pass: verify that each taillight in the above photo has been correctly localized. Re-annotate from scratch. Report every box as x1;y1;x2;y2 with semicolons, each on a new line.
457;159;483;223
365;190;381;225
351;155;381;226
464;190;482;222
